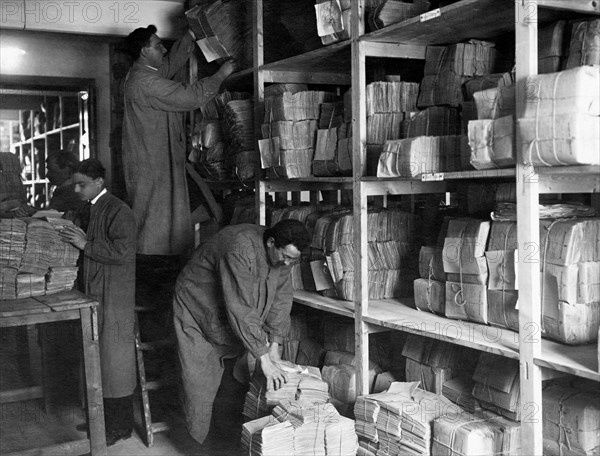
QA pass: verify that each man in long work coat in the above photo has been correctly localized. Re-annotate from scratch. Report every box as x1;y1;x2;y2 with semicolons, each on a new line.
173;220;311;445
121;24;236;256
60;158;137;446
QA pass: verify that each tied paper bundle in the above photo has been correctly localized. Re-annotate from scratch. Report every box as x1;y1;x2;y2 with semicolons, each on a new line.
491;202;598;222
368;0;430;30
565;18;600;69
0;268;18;300
377;136;468;178
403;107;462;138
186;0;252;68
45;267;79;294
354;397;380;442
272;399;359;455
20;218;57;275
222;98;254;155
242;365;328;421
44;218;80;266
269;91;337;122
313;103;352;177
542;381;600;456
468;115;515;169
443;219;491;324
442;376;481;414
315;0;351;45
262;120;318;151
418;41;498;108
281;313;309;363
414;246;446;314
538;20;568;74
0;218;26;269
432;411;521;456
16;273;46;299
472;353;521;422
365;382;461;455
263;84;309;123
473;85;516;120
366;81;419;115
241;415;294;456
321;364;376;411
518;66;600;166
367;112;405;145
462;73;515;102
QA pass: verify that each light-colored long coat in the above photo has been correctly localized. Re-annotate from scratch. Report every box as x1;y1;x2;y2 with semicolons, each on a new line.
122;33;222;255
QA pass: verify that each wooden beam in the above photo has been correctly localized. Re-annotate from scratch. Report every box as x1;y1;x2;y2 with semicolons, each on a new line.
361;42;426;59
261;70;350;85
0;386;43;404
537;0;600;13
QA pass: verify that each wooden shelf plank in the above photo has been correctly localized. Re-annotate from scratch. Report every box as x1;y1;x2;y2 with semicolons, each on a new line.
293;290;354;318
360;0;566;45
260;41;351;77
420;168;516;181
362;178;446;195
262;70;350;85
536;341;599;382
536;165;600;194
364;299;520;359
261;178;354;192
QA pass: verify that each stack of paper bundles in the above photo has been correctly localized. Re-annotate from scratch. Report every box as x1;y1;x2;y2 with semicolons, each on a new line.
322;364;376;412
402;335;463;395
0;268;18;300
414;245;446;314
538;20;567;73
241;415;294;456
354;396;380;443
473;85;516;120
468;115;515;169
282;313;309;363
315;0;351;45
418;41;498;108
542;381;600;456
565;19;600;69
45;267;79;294
442;376;481;413
471;353;520;422
0;218;26;269
443;219;491;324
377;136;468;178
20;218;56;275
367;382;461;455
518;66;600;166
357;439;379;456
403;107;461;139
16;273;46;298
432;410;521;456
368;0;430;30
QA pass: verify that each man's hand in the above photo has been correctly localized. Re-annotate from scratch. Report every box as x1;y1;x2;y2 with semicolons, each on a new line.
259;343;289;391
216;59;237;81
59;224;87;250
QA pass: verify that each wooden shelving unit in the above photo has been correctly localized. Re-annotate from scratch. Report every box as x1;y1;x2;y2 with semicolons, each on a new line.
246;0;600;454
9;91;90;208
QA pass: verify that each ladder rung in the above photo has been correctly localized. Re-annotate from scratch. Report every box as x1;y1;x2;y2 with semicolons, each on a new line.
150;422;170;433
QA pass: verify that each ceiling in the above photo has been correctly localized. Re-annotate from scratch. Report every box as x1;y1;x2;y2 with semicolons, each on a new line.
1;0;186;39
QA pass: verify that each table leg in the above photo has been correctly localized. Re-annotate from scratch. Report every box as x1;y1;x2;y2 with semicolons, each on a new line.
79;306;107;456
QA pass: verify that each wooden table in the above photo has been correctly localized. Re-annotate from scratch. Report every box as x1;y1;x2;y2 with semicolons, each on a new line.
0;290;107;456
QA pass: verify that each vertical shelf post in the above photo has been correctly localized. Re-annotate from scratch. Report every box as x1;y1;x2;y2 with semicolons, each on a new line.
351;0;370;396
515;1;544;454
254;0;266;225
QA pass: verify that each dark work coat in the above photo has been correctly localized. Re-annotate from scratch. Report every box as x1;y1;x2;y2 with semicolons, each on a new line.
122;32;224;255
81;192;136;398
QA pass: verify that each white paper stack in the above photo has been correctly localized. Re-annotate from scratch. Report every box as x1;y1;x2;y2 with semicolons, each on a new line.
518;66;600;166
16;273;46;298
468;115;515;169
414;246;446;315
377;136;468;178
270;91;337;122
315;0;351;44
241;415;294;456
45;266;78;294
354;397;381;442
20;218;56;275
0;218;26;269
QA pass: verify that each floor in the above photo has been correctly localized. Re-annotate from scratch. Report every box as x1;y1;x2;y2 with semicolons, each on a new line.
0;255;249;456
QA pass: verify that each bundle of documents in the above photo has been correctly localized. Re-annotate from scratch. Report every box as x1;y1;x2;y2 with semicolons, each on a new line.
186;0;252;68
16;273;46;298
462;73;515;101
414;246;446;314
272;399;358;455
543;380;600;456
367;113;404;145
357;439;379;456
222;99;254;156
0;218;26;269
243;365;328;421
336;269;414;301
0;268;18;299
233;150;257;181
269;91;337;122
45;218;80;266
468;115;515;169
45;267;79;294
335;241;411;272
318;102;345;129
241;415;294;456
491;202;597;222
295;338;326;367
262;120;318;150
472;353;521;422
403;107;461;138
518;66;600;166
538;20;567;73
565;18;600;69
202;90;250;120
366;82;419;115
354;396;380;442
20;218;57;275
315;0;351;44
377;136;468;178
473;85;516;120
442;376;481;413
368;0;430;30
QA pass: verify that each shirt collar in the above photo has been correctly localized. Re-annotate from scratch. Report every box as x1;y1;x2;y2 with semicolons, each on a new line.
91;188;107;205
144;64;158;71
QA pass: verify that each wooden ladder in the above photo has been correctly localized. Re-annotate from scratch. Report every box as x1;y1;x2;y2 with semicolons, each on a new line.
134;307;177;447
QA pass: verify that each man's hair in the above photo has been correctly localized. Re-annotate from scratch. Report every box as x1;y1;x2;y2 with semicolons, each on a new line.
47;149;79;171
76;158;106;181
264;219;311;251
122;25;157;60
